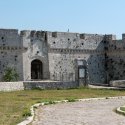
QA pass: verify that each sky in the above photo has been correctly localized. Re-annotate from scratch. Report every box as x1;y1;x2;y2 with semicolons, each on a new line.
0;0;124;39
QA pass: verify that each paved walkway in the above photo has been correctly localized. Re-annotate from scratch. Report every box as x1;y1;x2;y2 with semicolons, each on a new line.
31;97;125;125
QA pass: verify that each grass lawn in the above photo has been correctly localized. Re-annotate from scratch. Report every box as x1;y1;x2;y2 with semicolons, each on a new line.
120;106;125;111
0;88;125;125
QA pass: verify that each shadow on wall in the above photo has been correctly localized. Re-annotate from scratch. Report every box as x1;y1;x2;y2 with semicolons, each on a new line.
87;34;125;84
105;34;125;82
87;36;107;84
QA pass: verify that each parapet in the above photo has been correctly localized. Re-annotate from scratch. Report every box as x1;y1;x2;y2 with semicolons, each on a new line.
0;29;18;35
80;33;104;39
122;34;125;41
104;34;116;41
20;30;31;37
50;31;104;40
20;30;46;38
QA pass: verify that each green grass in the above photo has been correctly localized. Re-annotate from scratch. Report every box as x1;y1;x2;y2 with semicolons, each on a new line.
0;88;125;125
120;106;125;111
116;106;125;116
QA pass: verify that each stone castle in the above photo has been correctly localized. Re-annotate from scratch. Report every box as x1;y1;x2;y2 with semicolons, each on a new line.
0;29;125;86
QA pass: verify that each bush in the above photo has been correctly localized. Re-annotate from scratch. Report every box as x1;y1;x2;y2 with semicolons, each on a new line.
48;101;56;104
2;67;19;82
44;101;56;105
22;108;32;117
65;98;76;102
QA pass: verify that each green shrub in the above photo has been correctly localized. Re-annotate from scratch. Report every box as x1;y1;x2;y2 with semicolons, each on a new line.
32;87;45;90
44;102;49;105
2;67;19;82
22;108;32;117
66;98;76;102
44;101;56;105
33;106;38;109
48;101;56;104
36;101;42;103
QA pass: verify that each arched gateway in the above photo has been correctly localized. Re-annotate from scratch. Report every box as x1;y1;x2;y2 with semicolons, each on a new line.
31;59;43;80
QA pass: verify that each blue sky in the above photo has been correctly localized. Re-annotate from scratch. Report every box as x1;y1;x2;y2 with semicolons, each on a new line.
0;0;124;38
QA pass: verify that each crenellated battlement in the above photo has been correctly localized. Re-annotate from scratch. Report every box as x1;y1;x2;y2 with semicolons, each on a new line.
50;31;104;40
0;28;124;43
0;29;18;35
20;30;46;39
20;30;30;37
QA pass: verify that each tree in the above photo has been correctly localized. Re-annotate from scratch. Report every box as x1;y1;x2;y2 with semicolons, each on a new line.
2;67;19;82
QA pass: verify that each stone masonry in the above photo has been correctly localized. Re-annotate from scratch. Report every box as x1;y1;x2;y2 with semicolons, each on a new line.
0;28;125;86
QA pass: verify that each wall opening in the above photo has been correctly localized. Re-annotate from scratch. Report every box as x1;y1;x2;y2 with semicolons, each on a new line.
31;59;43;80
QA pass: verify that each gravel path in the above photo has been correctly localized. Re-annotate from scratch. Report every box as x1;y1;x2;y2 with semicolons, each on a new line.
31;97;125;125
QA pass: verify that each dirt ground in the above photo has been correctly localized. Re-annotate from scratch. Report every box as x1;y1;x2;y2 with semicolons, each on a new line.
31;97;125;125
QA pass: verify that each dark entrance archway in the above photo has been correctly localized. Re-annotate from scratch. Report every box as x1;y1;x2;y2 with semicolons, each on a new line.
31;59;43;80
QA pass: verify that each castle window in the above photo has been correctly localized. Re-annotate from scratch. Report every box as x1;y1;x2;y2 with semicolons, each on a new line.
52;32;57;37
45;33;47;41
103;41;106;43
1;37;4;40
80;34;85;39
30;31;36;37
81;43;84;45
68;38;70;41
53;41;55;44
98;63;99;68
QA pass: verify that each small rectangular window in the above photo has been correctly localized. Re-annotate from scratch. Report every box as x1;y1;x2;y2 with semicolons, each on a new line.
52;32;57;38
80;34;85;39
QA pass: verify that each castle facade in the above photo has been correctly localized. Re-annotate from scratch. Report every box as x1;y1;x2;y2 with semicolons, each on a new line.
0;29;125;85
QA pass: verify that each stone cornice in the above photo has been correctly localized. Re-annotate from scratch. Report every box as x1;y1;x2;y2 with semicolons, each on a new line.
0;46;27;51
48;48;104;54
106;49;125;54
49;48;125;55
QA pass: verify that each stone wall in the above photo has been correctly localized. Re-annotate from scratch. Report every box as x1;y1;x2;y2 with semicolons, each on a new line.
0;82;24;91
21;30;49;80
47;32;106;84
23;81;78;90
106;34;125;82
0;81;78;91
110;80;125;88
0;28;125;85
107;52;125;81
47;32;104;50
0;29;23;81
